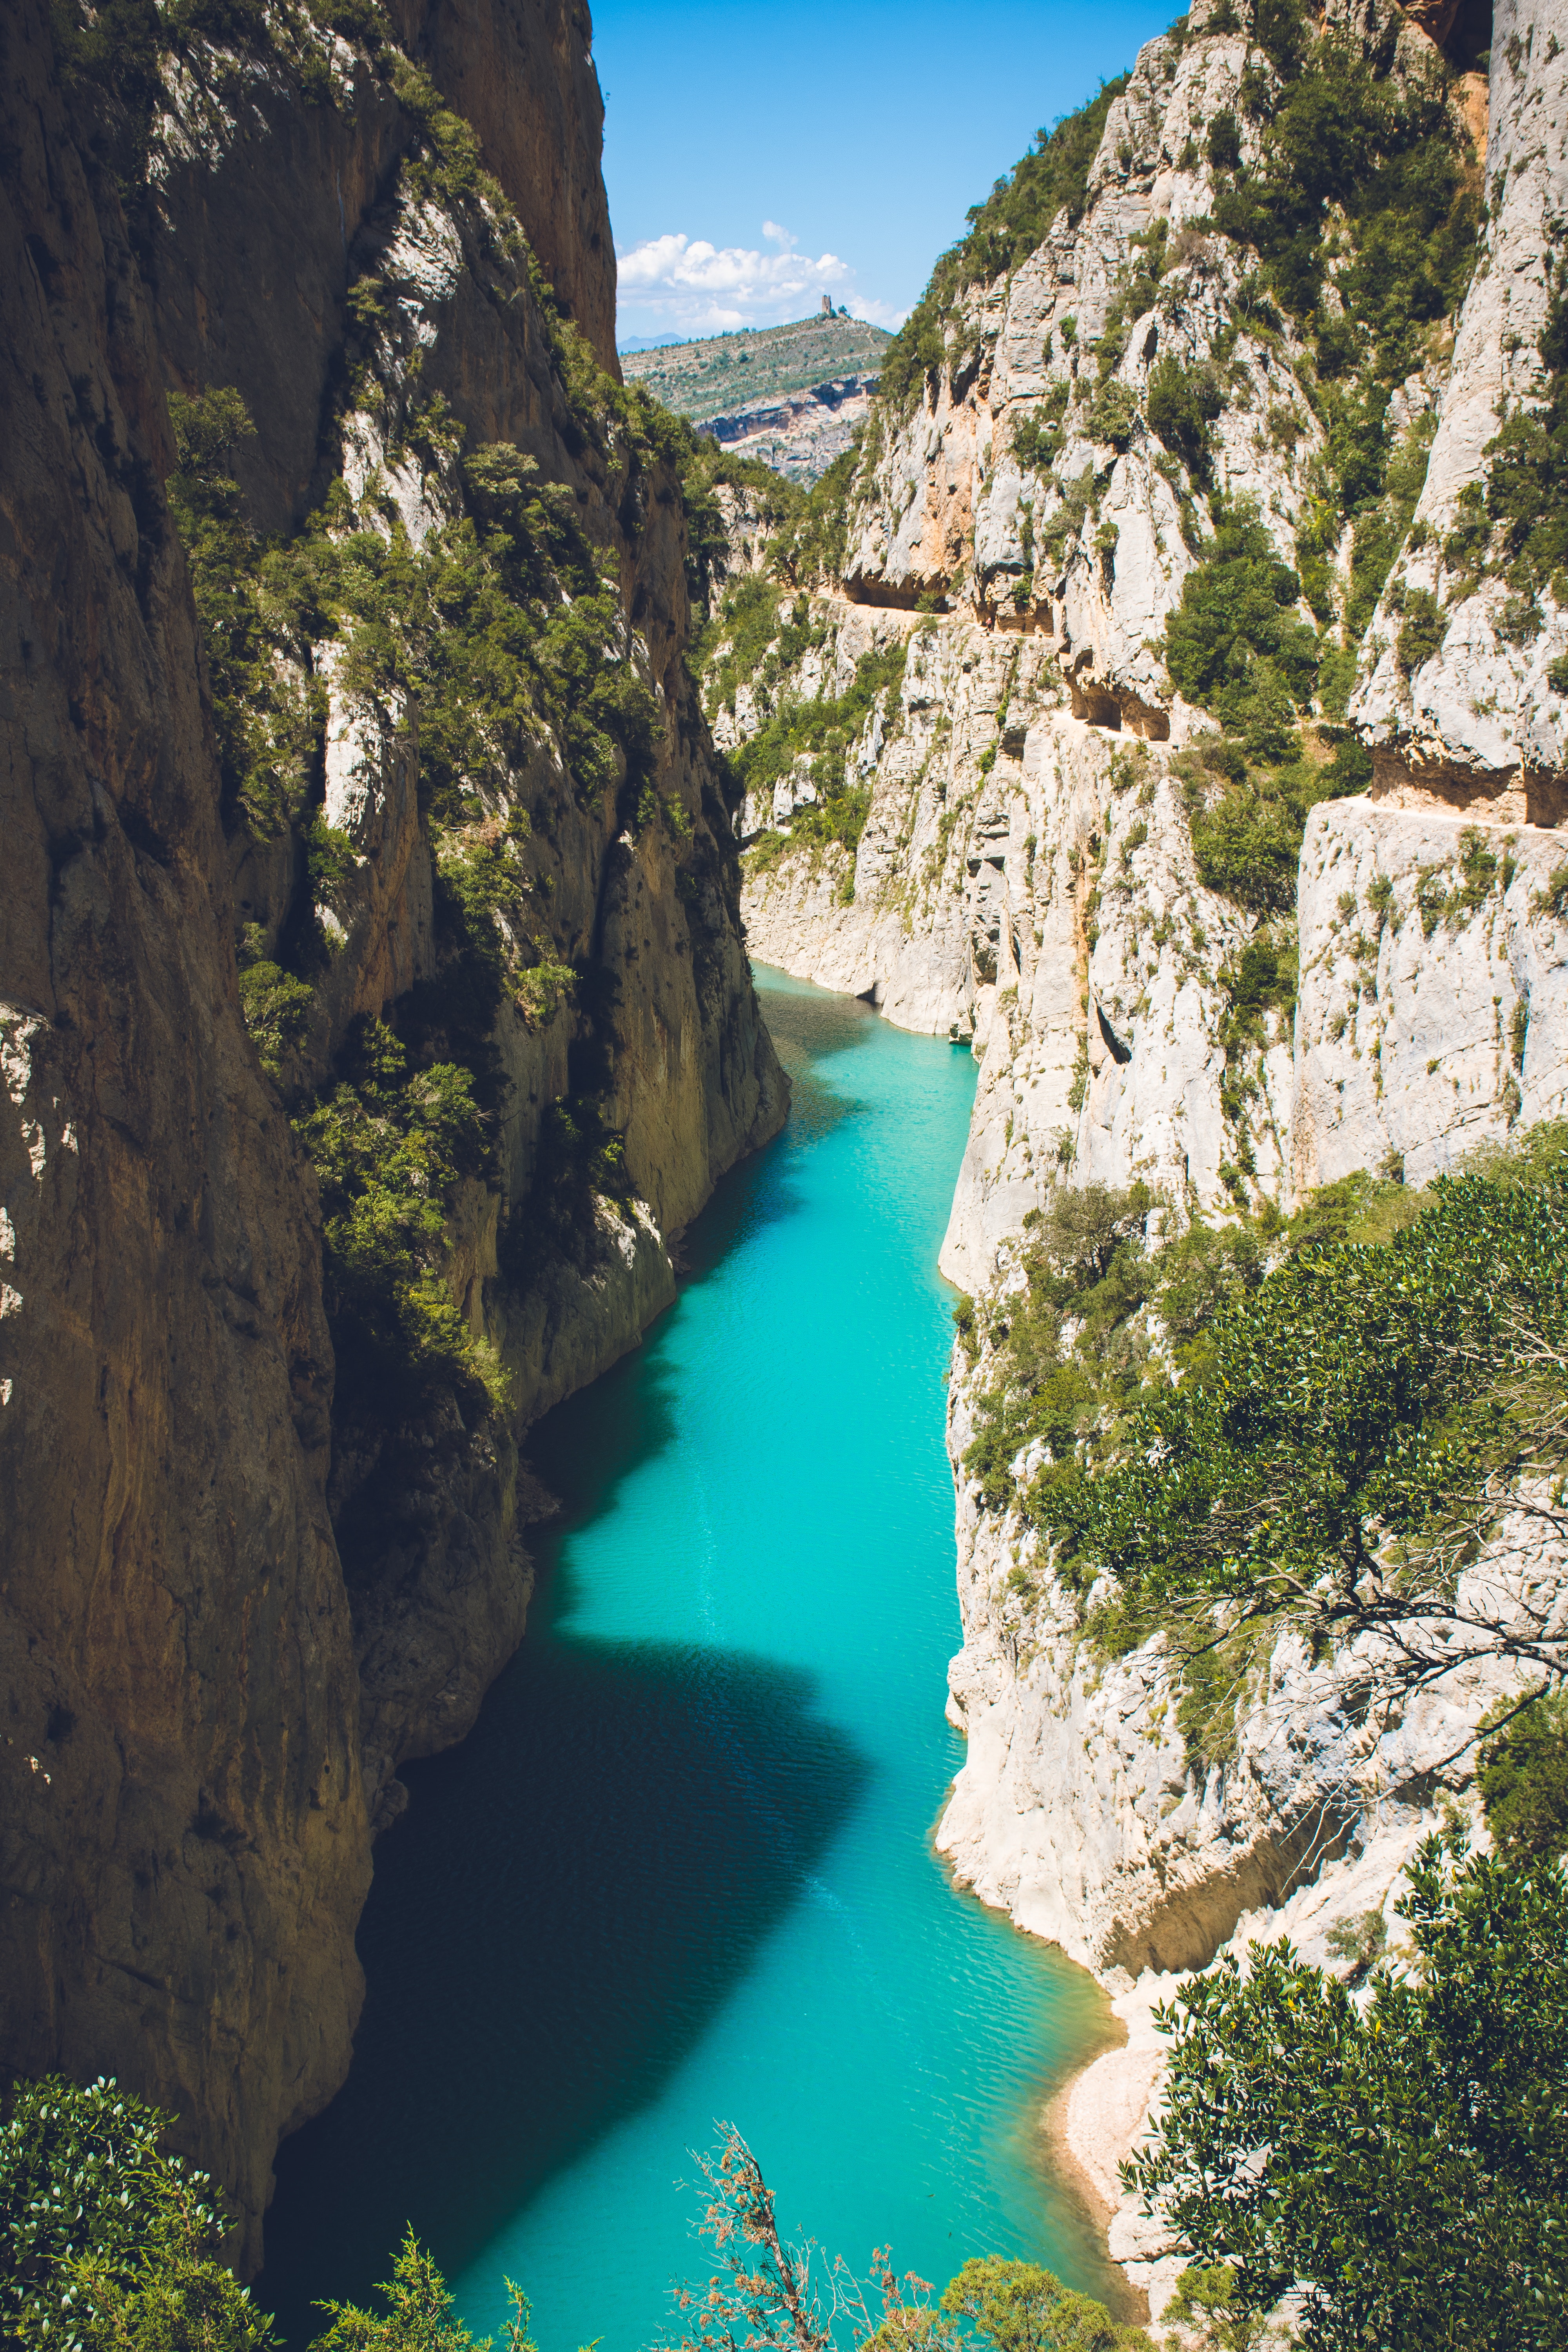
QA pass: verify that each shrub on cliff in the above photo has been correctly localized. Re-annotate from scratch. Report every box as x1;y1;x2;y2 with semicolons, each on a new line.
1127;1838;1568;2350
1145;357;1224;481
1044;1140;1568;1705
294;1017;507;1419
0;2077;273;2352
1207;11;1480;383
1484;281;1568;613
1162;500;1319;759
1479;1687;1568;1860
734;638;908;878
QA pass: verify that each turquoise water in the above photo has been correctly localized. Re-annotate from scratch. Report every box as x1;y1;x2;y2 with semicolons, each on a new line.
260;972;1118;2350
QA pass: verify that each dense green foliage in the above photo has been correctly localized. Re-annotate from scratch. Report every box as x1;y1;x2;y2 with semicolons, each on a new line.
169;386;660;851
962;1139;1568;1753
1162;500;1319;759
1040;1148;1568;1637
674;432;806;609
1145;356;1224;481
0;2085;528;2352
957;1135;1567;1779
1479;1688;1568;1860
878;76;1129;410
1209;5;1480;383
165;374;667;1409
0;2078;273;2352
294;1018;505;1416
165;389;320;836
737;639;908;883
1127;1839;1568;2350
1174;730;1366;915
769;446;862;591
962;1180;1296;1524
936;2258;1147;2352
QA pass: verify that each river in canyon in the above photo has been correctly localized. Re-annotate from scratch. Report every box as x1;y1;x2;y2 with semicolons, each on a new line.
260;970;1118;2351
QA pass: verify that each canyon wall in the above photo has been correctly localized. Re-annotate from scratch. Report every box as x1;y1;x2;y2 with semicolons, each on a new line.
715;0;1567;2315
0;0;782;2264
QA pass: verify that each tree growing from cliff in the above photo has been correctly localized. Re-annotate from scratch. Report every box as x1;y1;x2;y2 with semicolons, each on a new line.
1044;1141;1568;1725
1126;1838;1568;2351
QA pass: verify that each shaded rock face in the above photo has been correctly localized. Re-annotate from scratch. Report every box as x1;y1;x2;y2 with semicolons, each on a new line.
0;0;782;2269
0;0;367;2266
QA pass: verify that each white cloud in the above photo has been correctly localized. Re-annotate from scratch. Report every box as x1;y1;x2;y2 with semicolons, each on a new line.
615;230;849;335
612;227;916;339
851;296;910;329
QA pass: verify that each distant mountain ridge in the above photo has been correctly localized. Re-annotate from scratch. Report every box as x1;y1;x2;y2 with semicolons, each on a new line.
621;314;891;425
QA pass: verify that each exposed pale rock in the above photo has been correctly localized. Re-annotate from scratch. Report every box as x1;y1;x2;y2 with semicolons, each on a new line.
1351;0;1568;795
1293;795;1568;1189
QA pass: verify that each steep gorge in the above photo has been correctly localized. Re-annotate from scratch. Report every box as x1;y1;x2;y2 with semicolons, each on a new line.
0;0;782;2266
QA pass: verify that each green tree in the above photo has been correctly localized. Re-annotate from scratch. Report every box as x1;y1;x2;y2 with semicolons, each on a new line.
1045;1150;1568;1704
1162;502;1319;758
1479;1687;1568;1859
0;2076;273;2352
939;2257;1147;2352
1125;1840;1568;2350
312;2232;537;2352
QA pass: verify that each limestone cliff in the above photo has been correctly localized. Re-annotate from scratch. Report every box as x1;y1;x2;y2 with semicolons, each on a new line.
726;0;1565;1238
704;0;1567;2312
0;0;782;2266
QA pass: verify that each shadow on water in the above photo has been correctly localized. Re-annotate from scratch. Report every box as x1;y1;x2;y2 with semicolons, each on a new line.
260;1086;874;2342
262;1596;869;2339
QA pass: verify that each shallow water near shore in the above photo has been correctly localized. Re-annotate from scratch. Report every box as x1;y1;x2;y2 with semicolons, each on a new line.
261;970;1120;2351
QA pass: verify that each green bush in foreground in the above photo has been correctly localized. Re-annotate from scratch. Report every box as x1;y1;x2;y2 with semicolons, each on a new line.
0;2091;1145;2352
1127;1839;1568;2351
0;2077;272;2352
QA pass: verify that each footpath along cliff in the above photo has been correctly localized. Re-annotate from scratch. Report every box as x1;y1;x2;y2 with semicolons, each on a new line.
703;0;1568;2315
0;0;783;2265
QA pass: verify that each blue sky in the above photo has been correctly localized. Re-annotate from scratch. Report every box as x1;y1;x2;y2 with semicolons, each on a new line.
592;0;1175;348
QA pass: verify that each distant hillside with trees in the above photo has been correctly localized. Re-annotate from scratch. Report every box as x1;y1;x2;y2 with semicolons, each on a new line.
621;313;890;422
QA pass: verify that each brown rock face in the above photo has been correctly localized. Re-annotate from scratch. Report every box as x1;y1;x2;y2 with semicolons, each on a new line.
398;0;620;370
0;0;782;2269
0;0;368;2265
